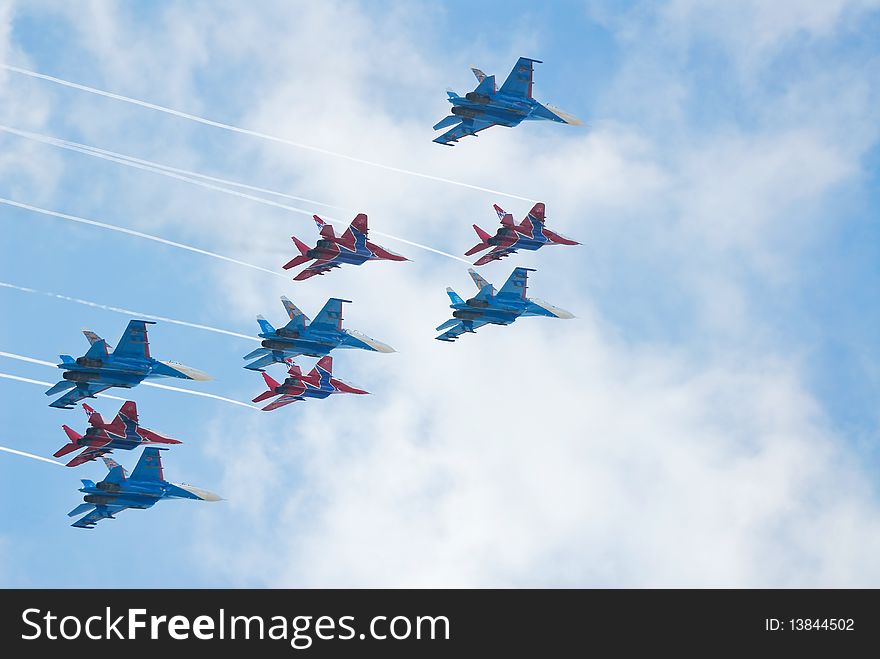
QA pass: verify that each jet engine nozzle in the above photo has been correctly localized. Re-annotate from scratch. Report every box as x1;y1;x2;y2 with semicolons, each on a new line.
452;106;479;119
465;92;491;104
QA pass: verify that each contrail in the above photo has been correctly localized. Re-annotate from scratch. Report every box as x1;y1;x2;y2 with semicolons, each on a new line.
0;281;259;342
0;354;258;409
136;381;259;409
0;125;349;212
1;63;537;203
0;125;471;264
0;445;65;467
0;197;288;278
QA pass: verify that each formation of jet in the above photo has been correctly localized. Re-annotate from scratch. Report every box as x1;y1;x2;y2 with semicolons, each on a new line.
68;448;220;529
283;214;408;281
466;202;579;266
55;401;180;467
0;55;583;532
243;296;395;371
45;320;211;409
253;356;368;411
436;267;573;341
433;57;581;146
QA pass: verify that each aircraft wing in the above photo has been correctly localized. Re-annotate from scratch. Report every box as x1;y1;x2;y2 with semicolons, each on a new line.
130;447;164;482
48;382;114;409
70;503;132;529
112;320;155;359
497;267;534;300
261;394;305;411
311;298;350;332
292;258;342;281
473;245;518;266
435;318;489;342
433;117;498;145
499;57;541;98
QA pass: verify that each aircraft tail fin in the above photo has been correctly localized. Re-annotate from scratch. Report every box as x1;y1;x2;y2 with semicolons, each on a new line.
314;355;333;375
471;67;487;83
256;316;276;335
314;215;336;239
527;202;545;223
446;287;465;306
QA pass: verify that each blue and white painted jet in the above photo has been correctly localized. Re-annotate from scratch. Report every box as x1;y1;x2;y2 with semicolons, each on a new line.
436;267;574;341
243;297;395;371
68;448;221;529
433;57;581;145
46;320;211;409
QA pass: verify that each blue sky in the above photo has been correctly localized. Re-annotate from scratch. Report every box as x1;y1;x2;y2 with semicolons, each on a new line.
1;1;878;587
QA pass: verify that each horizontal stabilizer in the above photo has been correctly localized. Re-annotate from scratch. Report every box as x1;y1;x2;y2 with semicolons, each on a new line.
472;224;492;242
262;371;281;390
436;318;460;332
45;380;76;396
243;346;269;361
245;351;285;372
433;115;461;131
67;503;95;518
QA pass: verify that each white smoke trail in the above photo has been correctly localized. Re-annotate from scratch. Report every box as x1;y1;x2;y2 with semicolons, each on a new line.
0;125;472;264
1;64;537;203
0;281;259;342
0;197;288;278
0;354;258;410
0;125;347;212
0;445;65;467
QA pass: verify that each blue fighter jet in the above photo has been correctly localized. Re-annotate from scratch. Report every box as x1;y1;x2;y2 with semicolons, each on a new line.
433;57;581;145
68;448;221;529
46;320;211;409
243;297;395;371
436;267;574;341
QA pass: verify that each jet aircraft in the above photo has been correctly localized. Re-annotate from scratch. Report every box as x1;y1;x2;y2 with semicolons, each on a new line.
436;267;574;341
243;297;394;371
433;57;581;145
54;401;181;467
252;356;368;411
466;202;579;266
46;320;211;409
68;448;221;529
283;214;408;281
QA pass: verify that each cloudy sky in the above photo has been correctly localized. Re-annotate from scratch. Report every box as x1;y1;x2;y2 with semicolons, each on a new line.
0;0;878;587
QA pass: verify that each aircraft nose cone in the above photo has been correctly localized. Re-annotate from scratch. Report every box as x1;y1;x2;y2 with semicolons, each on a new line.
162;361;213;381
176;483;223;501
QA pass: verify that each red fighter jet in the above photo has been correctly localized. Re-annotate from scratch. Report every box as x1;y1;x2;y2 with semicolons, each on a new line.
283;213;408;281
465;202;579;266
252;356;369;411
54;401;181;467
